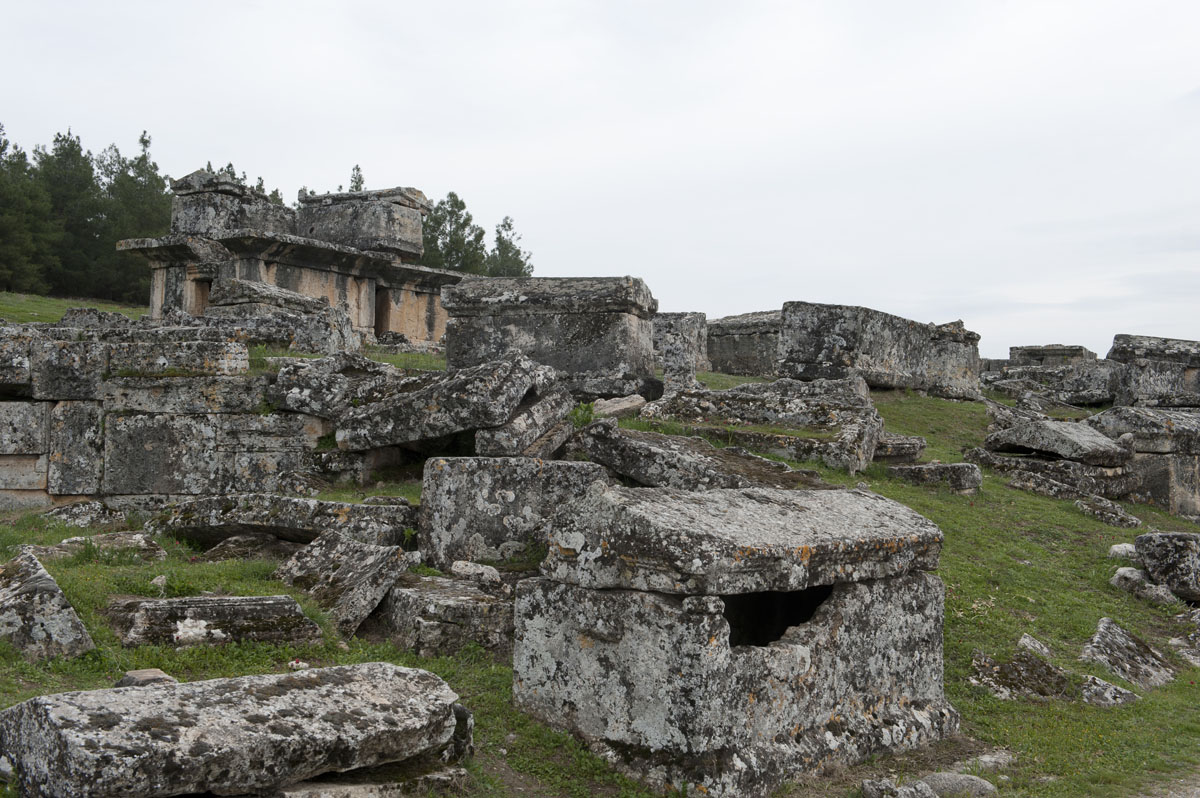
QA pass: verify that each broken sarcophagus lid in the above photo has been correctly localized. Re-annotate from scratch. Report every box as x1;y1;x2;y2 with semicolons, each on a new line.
515;483;958;798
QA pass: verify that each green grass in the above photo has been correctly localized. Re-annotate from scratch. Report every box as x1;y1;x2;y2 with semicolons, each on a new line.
0;292;147;324
620;415;840;443
313;479;423;505
870;388;990;462
361;346;447;372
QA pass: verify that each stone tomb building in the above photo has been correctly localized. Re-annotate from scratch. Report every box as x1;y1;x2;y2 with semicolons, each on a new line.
120;171;461;346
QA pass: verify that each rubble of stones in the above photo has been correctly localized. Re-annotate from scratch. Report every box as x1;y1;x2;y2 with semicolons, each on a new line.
1;263;1200;796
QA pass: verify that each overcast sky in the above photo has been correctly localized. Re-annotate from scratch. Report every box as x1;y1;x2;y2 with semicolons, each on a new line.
3;0;1198;357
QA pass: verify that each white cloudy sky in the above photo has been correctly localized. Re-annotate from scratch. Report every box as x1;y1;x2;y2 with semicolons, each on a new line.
3;0;1199;357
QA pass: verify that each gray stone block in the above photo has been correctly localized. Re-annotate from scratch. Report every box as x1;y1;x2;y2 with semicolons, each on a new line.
30;340;105;400
366;572;515;658
474;387;574;456
1134;532;1200;601
98;375;273;413
0;662;467;798
985;418;1132;467
1080;617;1174;690
169;169;297;236
0;455;47;490
705;310;781;377
0;552;94;661
418;456;611;569
0;401;49;454
888;463;982;494
47;401;102;495
106;341;248;377
102;413;222;495
297;190;426;257
106;595;322;647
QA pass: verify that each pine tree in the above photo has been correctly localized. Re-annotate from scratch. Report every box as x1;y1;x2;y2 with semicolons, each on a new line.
32;130;106;296
485;216;533;277
420;192;488;274
349;165;364;192
0;125;56;293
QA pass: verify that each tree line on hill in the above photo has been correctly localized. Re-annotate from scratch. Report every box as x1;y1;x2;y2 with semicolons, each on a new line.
0;123;532;304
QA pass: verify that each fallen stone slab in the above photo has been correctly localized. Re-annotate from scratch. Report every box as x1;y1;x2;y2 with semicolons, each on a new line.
872;432;927;463
968;649;1075;701
363;572;515;658
155;493;417;547
1110;567;1180;606
919;772;997;797
1080;674;1139;707
200;532;306;562
984;419;1132;467
593;393;647;418
1075;497;1143;529
861;779;938;798
888;463;982;494
274;533;412;637
1087;406;1200;454
0;552;94;661
106;595;323;647
1134;532;1200;601
19;531;165;563
419;456;610;569
265;767;471;797
266;353;422;420
542;484;942;594
336;354;557;451
1080;617;1174;689
1005;470;1143;527
0;662;470;798
578;418;830;491
965;448;1142;502
520;418;574;459
41;500;126;529
114;668;177;688
474;387;574;456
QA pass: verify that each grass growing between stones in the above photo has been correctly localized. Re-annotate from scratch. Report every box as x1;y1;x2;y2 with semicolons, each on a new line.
361;346;448;372
0;292;147;324
696;370;770;390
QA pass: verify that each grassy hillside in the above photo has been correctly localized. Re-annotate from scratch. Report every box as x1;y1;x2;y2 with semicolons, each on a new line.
0;292;147;324
0;382;1197;796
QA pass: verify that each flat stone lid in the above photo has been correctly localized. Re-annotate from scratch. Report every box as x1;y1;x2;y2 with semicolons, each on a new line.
543;485;942;594
442;276;657;319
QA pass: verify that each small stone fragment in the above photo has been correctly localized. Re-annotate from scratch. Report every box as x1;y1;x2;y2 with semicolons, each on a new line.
593;394;647;418
106;595;322;647
0;552;94;661
1079;617;1174;690
919;772;997;796
114;668;177;688
1080;674;1139;706
888;463;982;494
1109;567;1180;606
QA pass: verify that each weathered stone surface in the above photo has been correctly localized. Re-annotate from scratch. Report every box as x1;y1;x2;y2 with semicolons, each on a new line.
653;312;707;390
106;595;322;647
442;277;657;397
0;325;35;392
364;572;515;658
20;531;165;563
114;668;177;688
210;277;330;315
267;354;421;420
873;432;927;463
985;419;1131;467
200;533;306;562
705;310;781;377
862;779;938;798
968;649;1074;701
1087;407;1200;455
1080;674;1139;707
0;662;466;798
475;388;574;456
592;394;646;418
274;532;409;636
1108;334;1200;367
640;377;883;472
920;773;996;796
1074;497;1143;529
42;500;126;528
1010;345;1097;366
965;448;1142;502
578;418;830;491
543;484;942;594
99;375;272;413
1110;567;1180;606
203;300;361;354
419;457;610;569
47;401;102;495
155;493;415;547
448;560;507;595
0;453;47;490
0;552;94;661
520;418;574;459
1079;617;1174;689
1134;532;1200;601
514;572;957;796
102;413;221;495
778;303;981;399
1005;470;1143;527
982;360;1122;407
0;401;48;454
297;187;428;257
337;354;556;451
1108;542;1140;561
30;340;104;400
106;340;248;377
888;463;982;494
169;169;298;236
268;767;471;797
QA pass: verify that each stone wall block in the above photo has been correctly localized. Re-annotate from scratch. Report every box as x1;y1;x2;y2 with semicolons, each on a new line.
47;401;103;495
0;401;50;454
30;340;106;400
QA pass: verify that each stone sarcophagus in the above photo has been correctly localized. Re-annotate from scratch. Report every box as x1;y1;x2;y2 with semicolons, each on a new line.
513;484;958;797
441;276;658;398
706;309;781;377
779;302;981;399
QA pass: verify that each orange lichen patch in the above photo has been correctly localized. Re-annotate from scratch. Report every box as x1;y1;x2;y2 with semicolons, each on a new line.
578;634;594;649
553;543;578;559
747;692;756;704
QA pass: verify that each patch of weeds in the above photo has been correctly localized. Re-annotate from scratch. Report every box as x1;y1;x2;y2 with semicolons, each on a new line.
695;371;771;391
314;432;338;452
410;564;444;577
361;347;447;372
567;402;594;429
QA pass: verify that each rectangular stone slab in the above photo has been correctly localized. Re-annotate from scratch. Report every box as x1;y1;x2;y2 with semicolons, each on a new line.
0;662;462;798
0;401;49;454
107;595;323;647
542;485;942;594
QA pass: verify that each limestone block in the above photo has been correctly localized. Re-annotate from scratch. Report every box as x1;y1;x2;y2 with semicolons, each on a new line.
872;432;927;463
705;310;782;377
102;413;222;495
474;387;574;456
514;573;957;796
367;572;515;657
269;768;471;797
0;401;49;453
42;500;126;528
1108;334;1200;367
106;340;248;377
157;493;417;547
984;419;1132;467
297;193;425;257
114;668;177;687
0;552;94;661
336;354;557;451
274;532;409;636
888;463;982;494
200;533;305;562
653;311;708;383
1080;617;1174;689
965;448;1142;502
1087;407;1200;455
30;340;105;400
578;418;830;491
0;326;35;391
47;401;103;495
1109;567;1179;606
169;169;298;235
107;595;322;647
1134;532;1200;601
1009;344;1097;366
418;457;611;569
983;360;1121;407
593;394;647;418
21;531;165;563
779;302;981;399
209;277;330;314
266;353;418;419
219;412;326;452
0;455;47;490
98;375;273;413
542;485;942;594
0;662;467;798
520;419;574;459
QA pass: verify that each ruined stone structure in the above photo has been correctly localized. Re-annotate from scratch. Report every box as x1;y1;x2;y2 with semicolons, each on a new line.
652;311;708;390
779;302;982;399
706;309;781;376
441;276;658;398
515;484;958;797
1009;344;1097;367
120;171;461;345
